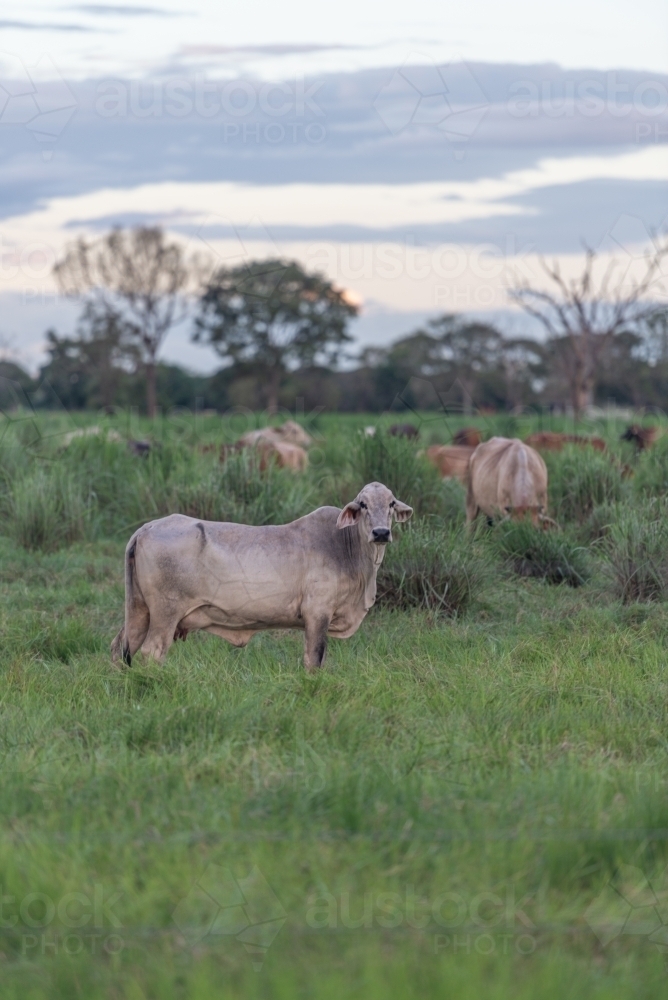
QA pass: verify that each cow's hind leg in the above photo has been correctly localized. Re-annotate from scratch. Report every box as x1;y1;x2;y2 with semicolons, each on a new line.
111;602;150;666
139;608;181;664
111;577;151;666
303;615;331;672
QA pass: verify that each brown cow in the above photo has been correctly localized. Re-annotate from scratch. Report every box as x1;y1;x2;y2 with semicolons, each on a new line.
388;423;419;439
524;431;606;452
424;445;475;484
621;425;661;451
238;420;313;448
257;441;308;472
452;427;482;447
466;437;550;527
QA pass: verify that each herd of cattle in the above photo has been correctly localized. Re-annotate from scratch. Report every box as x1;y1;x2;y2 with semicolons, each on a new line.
108;416;662;668
205;418;659;529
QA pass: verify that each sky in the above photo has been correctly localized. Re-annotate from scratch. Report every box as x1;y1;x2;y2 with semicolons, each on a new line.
1;0;667;372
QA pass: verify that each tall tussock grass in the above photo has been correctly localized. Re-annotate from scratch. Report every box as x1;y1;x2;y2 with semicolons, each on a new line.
2;466;94;552
377;521;486;615
633;436;668;495
0;430;315;549
492;520;589;587
350;429;443;516
168;450;313;525
545;446;627;524
602;498;668;602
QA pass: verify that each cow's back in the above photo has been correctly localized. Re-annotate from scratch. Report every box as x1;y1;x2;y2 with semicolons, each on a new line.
469;437;546;518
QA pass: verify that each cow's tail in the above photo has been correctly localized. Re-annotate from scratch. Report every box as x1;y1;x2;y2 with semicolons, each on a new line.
110;533;149;666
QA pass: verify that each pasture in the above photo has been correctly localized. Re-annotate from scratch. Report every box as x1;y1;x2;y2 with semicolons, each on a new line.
2;408;668;998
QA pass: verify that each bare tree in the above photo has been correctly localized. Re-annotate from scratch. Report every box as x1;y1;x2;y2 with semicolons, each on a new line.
54;227;202;417
510;245;668;416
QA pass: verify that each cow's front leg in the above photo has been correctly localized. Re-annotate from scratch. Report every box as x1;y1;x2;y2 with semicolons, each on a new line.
303;615;331;672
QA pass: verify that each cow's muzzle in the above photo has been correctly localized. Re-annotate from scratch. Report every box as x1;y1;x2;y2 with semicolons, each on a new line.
371;527;391;544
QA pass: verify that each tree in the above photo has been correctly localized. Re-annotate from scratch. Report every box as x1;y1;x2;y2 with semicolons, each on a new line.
53;227;198;417
423;315;503;413
193;259;359;412
499;338;546;411
39;302;140;410
510;245;668;416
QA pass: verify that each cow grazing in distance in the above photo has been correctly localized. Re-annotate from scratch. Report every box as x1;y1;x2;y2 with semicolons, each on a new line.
424;445;475;484
388;423;419;439
257;440;309;472
238;420;313;448
524;431;606;452
110;481;412;671
127;439;151;457
61;426;123;447
452;427;482;447
217;439;307;472
621;424;661;451
466;437;550;527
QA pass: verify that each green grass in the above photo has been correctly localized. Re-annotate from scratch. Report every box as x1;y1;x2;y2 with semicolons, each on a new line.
1;410;668;997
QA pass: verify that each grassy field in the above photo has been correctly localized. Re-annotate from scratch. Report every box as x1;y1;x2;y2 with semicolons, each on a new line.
2;407;668;998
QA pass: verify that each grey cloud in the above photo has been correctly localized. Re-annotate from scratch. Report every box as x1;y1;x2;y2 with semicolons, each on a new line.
177;43;366;57
67;4;185;15
0;62;666;256
0;19;92;31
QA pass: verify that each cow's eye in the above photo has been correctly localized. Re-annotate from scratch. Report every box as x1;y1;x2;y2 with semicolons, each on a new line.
389;500;396;508
359;501;367;509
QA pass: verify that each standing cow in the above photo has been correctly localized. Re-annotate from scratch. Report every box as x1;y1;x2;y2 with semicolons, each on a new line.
110;482;412;671
466;437;549;526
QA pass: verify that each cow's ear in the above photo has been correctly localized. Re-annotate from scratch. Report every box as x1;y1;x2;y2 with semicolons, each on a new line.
337;502;361;529
392;500;413;522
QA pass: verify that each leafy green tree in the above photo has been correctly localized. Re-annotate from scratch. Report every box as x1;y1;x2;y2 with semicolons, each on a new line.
426;315;503;413
39;302;140;410
194;259;358;411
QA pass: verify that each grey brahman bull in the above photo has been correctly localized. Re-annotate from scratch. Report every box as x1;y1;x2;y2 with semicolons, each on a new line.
111;481;412;671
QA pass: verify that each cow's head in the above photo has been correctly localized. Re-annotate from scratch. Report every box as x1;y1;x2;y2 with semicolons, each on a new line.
336;481;412;544
503;504;557;529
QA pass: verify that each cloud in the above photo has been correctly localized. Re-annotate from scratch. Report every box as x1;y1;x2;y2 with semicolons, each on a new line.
0;19;92;31
10;146;664;237
66;4;185;15
177;43;366;58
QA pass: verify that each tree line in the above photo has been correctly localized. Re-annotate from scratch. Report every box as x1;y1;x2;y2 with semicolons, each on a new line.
2;225;667;416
